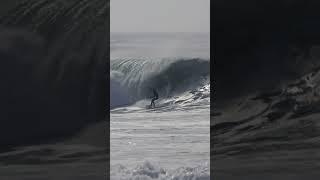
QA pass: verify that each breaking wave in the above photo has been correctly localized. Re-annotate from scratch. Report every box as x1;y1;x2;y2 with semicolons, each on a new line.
110;57;210;109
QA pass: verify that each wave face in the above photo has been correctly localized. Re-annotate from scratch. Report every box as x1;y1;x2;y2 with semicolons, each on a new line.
110;33;210;108
111;57;209;108
110;33;210;109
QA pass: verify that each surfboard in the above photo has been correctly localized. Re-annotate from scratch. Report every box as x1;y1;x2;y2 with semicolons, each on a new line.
146;105;154;109
146;103;166;109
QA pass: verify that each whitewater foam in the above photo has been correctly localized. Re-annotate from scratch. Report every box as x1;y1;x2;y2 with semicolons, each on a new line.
111;83;210;113
111;161;210;180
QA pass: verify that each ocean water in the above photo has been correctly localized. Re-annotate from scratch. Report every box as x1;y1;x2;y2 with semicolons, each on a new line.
110;32;210;180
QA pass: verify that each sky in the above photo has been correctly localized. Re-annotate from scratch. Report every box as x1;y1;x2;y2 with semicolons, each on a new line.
110;0;210;33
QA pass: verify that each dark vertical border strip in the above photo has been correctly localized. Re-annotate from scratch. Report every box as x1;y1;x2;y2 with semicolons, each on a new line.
106;0;110;179
210;0;214;179
0;0;110;178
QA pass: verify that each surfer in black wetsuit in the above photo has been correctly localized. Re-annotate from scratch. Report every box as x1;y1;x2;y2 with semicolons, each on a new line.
150;88;159;108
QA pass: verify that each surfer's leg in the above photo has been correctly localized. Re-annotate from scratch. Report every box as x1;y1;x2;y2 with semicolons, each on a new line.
151;97;156;108
154;97;158;107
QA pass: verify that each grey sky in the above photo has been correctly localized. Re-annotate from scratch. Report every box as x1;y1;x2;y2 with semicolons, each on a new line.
110;0;210;33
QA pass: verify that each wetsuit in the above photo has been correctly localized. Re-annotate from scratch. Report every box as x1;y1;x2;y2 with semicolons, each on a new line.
150;89;159;108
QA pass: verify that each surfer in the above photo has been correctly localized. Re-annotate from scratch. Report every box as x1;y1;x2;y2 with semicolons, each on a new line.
150;88;159;108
